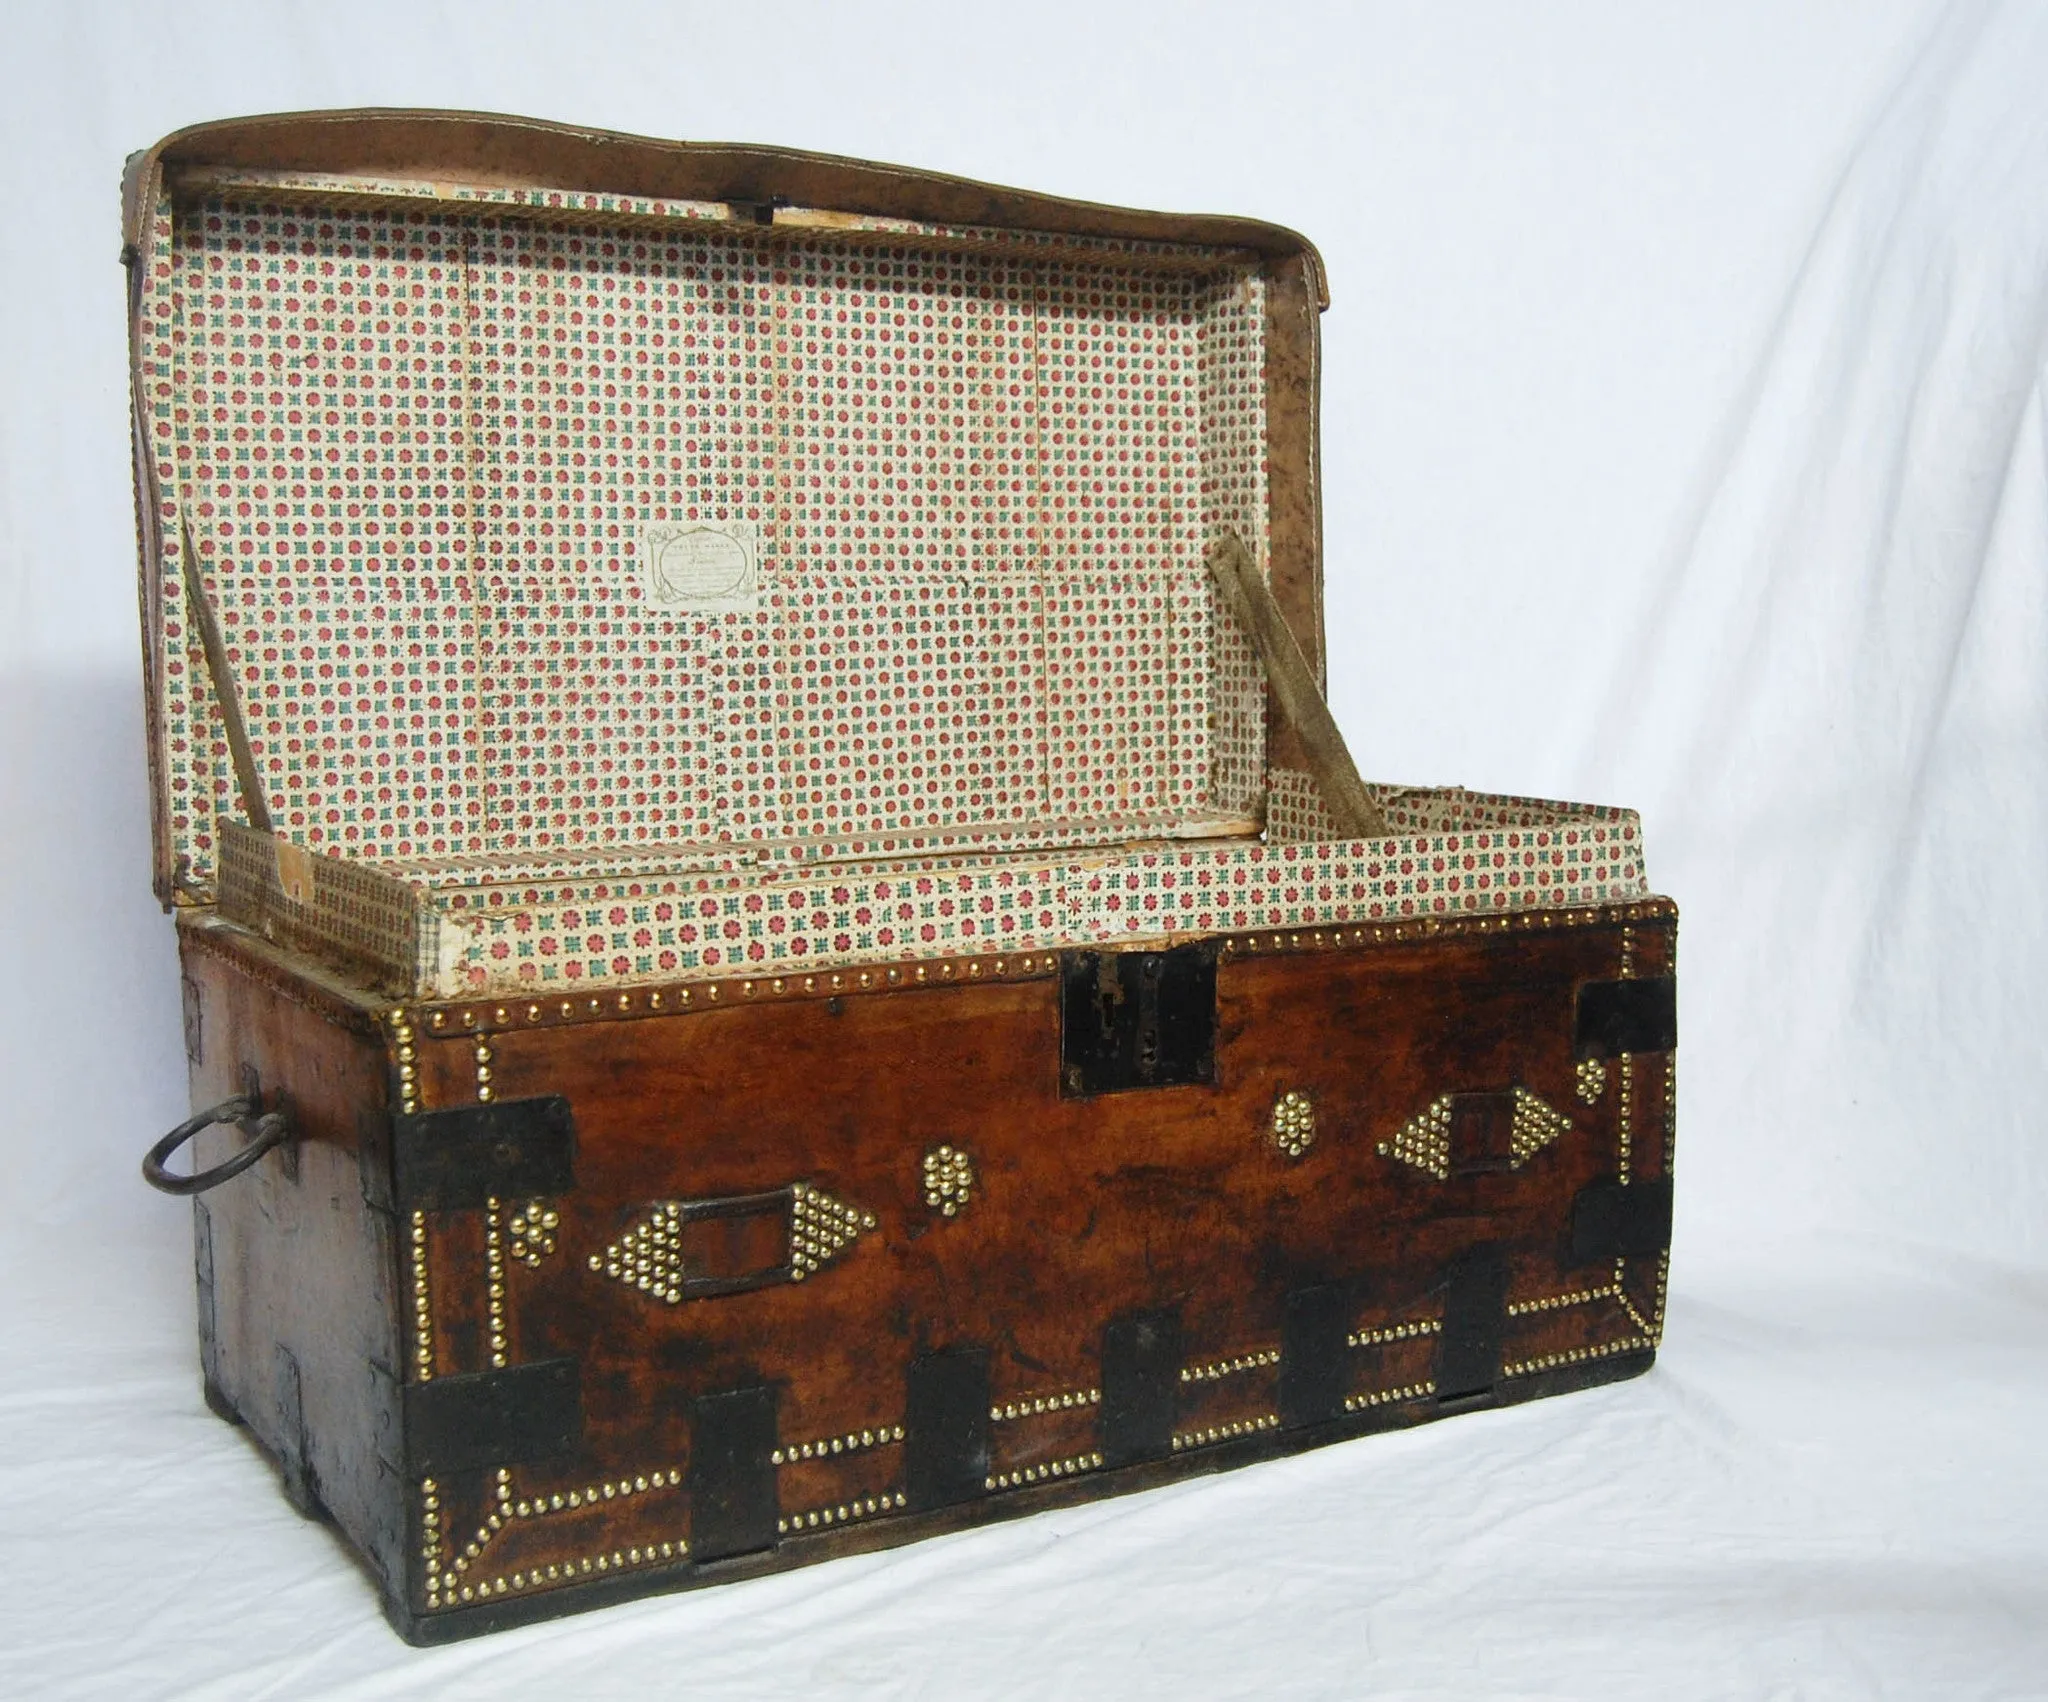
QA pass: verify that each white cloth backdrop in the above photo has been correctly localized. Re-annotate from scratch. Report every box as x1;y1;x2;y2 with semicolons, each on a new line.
2;2;2043;1695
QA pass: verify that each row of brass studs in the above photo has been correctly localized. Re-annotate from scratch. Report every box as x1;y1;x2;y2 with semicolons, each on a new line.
511;1467;684;1519
1618;1053;1635;1184
1505;1285;1615;1318
417;954;1064;1034
1611;1258;1657;1341
1617;925;1636;1183
484;1201;508;1369
987;1450;1104;1491
1501;1336;1652;1380
1651;1249;1672;1344
773;1426;904;1466
991;1387;1101;1422
778;1492;906;1536
1345;1380;1436;1412
398;902;1676;1036
1221;899;1677;963
1663;1052;1678;1169
1172;1413;1280;1451
461;1539;688;1605
390;1010;419;1113
1348;1318;1440;1348
408;1210;432;1381
474;1036;494;1104
1181;1348;1279;1384
420;1478;444;1587
434;1468;514;1596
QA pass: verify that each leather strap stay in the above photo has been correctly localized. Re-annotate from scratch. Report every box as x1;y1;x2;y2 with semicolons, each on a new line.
1206;530;1385;838
178;511;273;834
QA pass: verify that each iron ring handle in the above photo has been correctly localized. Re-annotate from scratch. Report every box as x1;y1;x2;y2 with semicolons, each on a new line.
142;1095;293;1196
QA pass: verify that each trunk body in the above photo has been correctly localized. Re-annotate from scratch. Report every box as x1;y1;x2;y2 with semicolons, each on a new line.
182;902;1675;1643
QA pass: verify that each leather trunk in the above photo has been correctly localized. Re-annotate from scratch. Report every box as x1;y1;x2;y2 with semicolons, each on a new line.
130;110;1678;1643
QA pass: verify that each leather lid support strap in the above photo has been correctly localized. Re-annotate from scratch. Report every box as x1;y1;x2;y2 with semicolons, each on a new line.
1206;530;1385;839
178;511;273;835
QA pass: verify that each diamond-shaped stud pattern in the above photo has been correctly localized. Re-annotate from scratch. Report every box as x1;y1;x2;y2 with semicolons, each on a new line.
1270;1090;1316;1159
922;1145;975;1217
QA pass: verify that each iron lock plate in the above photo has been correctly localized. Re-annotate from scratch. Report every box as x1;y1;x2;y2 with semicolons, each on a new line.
1058;941;1218;1097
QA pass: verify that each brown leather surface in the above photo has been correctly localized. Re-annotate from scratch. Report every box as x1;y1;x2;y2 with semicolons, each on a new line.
178;903;1676;1638
396;915;1669;1619
122;109;1329;293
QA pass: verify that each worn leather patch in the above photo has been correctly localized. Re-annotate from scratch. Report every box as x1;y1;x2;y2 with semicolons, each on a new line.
392;1096;575;1213
404;1358;581;1476
1571;1177;1675;1263
1101;1309;1183;1465
688;1385;780;1561
1574;977;1678;1059
904;1348;990;1511
1437;1246;1509;1403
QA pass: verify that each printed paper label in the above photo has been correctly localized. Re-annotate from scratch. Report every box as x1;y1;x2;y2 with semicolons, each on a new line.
641;520;761;613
